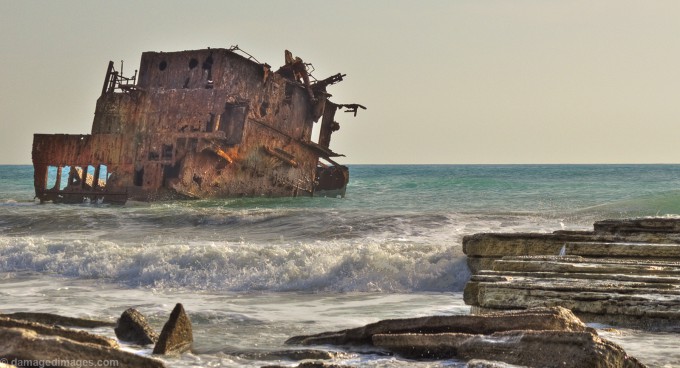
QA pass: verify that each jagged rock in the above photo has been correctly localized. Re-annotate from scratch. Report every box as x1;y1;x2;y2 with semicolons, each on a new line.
286;307;588;346
372;331;645;368
0;316;118;348
152;303;193;355
115;308;158;345
0;312;116;328
0;327;165;368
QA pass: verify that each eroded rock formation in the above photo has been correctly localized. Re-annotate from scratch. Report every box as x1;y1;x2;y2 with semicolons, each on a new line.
0;326;165;368
286;307;589;346
285;307;643;368
463;218;680;330
373;331;643;368
0;316;118;348
0;312;115;328
115;308;159;345
152;303;193;355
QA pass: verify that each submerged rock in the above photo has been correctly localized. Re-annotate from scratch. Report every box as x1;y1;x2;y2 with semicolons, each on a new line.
152;303;193;355
373;331;645;368
115;308;159;345
0;327;165;368
286;307;588;346
229;348;346;361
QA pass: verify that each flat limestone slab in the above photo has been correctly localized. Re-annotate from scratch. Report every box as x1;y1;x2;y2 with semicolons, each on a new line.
461;219;680;329
285;307;647;367
465;237;680;274
0;312;116;328
372;331;645;368
595;218;680;234
476;269;680;284
0;317;118;348
491;256;680;276
565;242;680;258
463;232;680;258
0;327;165;368
465;281;680;329
464;251;680;329
286;307;588;346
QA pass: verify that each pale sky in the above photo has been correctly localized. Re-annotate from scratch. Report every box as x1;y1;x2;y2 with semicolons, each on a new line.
1;1;679;164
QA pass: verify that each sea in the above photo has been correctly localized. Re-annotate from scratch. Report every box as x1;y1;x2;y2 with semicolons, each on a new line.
1;164;679;367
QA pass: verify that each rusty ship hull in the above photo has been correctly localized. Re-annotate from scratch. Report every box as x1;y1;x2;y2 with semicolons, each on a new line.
32;47;362;204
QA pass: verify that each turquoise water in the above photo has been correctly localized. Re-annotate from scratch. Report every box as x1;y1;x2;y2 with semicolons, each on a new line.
7;164;680;213
1;164;680;367
3;164;680;291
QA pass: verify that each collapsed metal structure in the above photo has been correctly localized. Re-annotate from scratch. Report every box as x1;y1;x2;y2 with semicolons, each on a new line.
32;46;364;203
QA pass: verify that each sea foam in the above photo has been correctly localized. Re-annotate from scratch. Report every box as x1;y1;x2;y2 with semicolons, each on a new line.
0;236;470;292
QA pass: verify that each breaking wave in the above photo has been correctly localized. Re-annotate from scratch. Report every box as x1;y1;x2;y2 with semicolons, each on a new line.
0;236;470;292
4;164;680;294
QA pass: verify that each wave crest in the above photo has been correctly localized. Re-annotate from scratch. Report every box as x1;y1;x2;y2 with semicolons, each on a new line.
0;237;470;293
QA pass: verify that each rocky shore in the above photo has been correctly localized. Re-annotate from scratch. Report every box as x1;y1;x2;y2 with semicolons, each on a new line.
464;217;680;330
0;314;165;368
0;303;196;368
284;307;643;368
3;218;677;367
0;301;648;367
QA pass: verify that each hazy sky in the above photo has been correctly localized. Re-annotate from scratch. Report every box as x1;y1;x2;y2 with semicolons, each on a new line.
2;1;679;164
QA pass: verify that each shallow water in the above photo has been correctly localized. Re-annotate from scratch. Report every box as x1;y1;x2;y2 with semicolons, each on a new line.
1;274;474;367
2;274;679;367
2;165;680;366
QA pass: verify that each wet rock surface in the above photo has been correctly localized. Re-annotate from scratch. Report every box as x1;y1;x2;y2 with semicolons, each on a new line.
0;316;118;348
463;218;680;330
286;307;588;346
0;326;165;368
0;312;116;328
229;348;346;361
285;307;643;368
0;304;201;368
115;308;159;345
152;303;193;355
466;359;528;368
594;218;680;234
262;362;353;368
373;330;644;368
4;219;670;367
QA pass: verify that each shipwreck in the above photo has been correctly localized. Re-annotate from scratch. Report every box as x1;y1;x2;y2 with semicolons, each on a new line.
32;46;364;203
